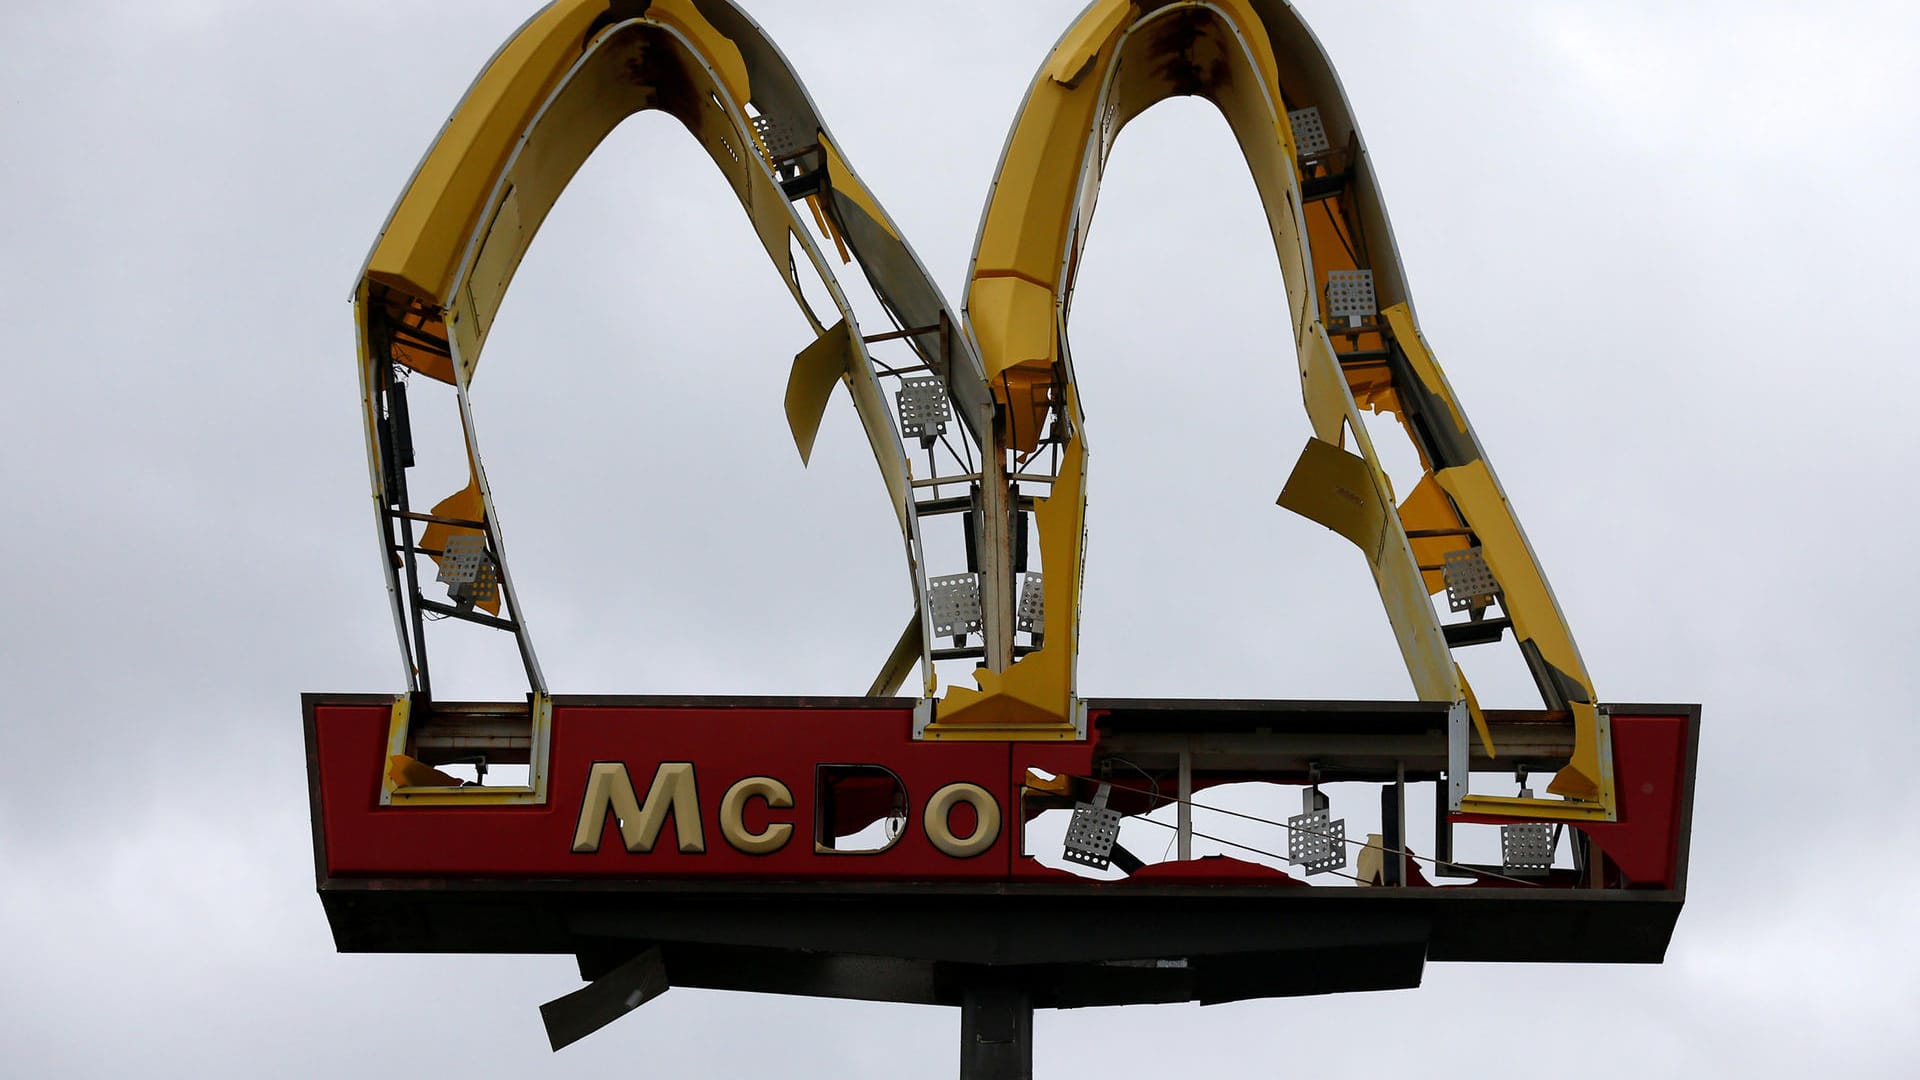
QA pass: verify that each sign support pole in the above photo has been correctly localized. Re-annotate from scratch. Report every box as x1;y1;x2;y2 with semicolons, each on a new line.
960;978;1033;1080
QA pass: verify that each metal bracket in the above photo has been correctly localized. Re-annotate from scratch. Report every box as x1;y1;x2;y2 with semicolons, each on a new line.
928;573;984;640
1287;105;1330;157
1326;269;1376;327
1287;783;1347;876
897;375;953;444
1500;776;1557;876
1015;572;1044;636
1062;781;1121;869
1443;546;1500;613
1446;699;1469;813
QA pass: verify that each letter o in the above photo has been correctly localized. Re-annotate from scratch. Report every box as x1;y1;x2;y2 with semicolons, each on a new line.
922;782;1001;858
720;776;794;855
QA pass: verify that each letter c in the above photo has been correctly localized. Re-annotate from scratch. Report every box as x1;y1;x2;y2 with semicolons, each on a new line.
720;776;795;855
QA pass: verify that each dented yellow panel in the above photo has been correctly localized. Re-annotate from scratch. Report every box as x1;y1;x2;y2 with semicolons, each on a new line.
1277;437;1386;557
820;135;898;244
785;320;854;466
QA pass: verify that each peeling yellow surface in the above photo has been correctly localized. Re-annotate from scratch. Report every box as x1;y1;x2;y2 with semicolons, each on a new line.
1382;304;1467;437
820;134;899;243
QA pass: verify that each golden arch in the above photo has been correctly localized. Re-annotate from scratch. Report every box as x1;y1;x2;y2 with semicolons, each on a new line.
932;0;1611;818
354;0;992;704
355;0;1616;823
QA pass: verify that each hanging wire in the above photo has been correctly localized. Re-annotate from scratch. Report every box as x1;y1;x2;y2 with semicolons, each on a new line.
1124;813;1368;886
1065;772;1548;888
1106;756;1161;802
1320;198;1360;267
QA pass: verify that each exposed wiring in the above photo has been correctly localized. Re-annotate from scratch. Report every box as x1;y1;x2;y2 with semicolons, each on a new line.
1320;198;1360;267
1126;813;1368;886
1070;772;1547;888
1106;756;1160;801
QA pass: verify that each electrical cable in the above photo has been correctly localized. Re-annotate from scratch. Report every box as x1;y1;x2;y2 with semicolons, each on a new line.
1320;198;1360;267
1067;772;1549;888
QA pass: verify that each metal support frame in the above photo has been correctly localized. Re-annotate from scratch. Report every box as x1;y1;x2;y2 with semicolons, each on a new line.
1176;746;1193;861
960;979;1033;1080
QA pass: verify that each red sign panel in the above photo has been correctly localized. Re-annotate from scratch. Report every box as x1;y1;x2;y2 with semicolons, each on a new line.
312;700;1099;881
311;698;1692;891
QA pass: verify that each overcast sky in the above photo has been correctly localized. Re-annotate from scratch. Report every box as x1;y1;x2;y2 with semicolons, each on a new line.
3;0;1917;1075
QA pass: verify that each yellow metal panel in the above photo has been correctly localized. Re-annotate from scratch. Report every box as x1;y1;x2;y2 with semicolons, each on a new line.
1381;304;1467;437
956;0;1463;725
840;359;912;536
1277;437;1386;558
784;320;853;465
366;0;606;303
969;1;1121;284
364;0;756;308
930;423;1085;739
966;275;1057;380
419;476;499;616
465;184;523;336
1022;769;1073;797
1299;324;1351;445
805;194;851;263
1432;461;1592;705
1047;1;1136;87
1433;459;1603;798
1457;793;1614;824
1553;700;1609;803
867;612;924;698
358;3;978;708
1398;471;1469;595
1454;662;1496;758
644;0;752;108
388;754;461;789
820;134;899;243
1292;325;1456;702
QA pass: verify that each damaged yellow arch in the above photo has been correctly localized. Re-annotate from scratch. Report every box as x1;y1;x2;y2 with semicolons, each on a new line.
934;0;1612;819
355;0;988;706
353;0;1616;822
